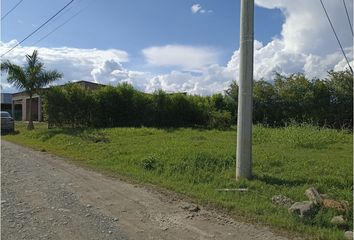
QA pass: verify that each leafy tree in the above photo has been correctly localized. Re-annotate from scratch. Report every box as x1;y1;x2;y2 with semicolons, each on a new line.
224;80;239;122
253;80;277;125
1;50;62;130
274;73;313;123
326;69;353;128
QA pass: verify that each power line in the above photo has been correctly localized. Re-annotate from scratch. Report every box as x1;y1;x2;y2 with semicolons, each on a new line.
1;0;74;58
31;0;90;46
1;0;24;21
32;9;83;46
30;4;76;40
319;0;353;74
342;0;353;36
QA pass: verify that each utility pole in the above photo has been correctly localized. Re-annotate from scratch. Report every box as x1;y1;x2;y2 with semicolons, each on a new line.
236;0;254;180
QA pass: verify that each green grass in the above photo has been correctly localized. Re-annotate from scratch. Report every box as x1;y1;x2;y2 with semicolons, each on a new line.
3;122;353;239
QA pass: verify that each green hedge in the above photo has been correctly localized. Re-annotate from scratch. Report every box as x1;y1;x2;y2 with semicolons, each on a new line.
43;70;352;129
43;83;230;129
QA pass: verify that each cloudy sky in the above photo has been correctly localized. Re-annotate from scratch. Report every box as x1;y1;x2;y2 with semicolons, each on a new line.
1;0;353;94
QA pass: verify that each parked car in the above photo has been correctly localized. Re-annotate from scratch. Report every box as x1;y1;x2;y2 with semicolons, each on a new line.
1;111;14;133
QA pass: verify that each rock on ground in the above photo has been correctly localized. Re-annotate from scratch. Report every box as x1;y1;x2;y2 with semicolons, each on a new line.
330;215;346;226
344;231;353;240
288;201;316;218
272;195;294;207
304;187;322;205
322;199;349;213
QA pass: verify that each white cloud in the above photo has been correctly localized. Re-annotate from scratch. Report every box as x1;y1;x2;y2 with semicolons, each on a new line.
191;3;212;14
1;1;353;96
236;0;354;80
91;59;151;90
142;1;353;95
255;0;353;55
144;66;233;95
0;42;131;92
191;4;202;14
142;44;219;70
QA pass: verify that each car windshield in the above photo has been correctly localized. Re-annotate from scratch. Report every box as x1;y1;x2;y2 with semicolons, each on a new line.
1;112;10;118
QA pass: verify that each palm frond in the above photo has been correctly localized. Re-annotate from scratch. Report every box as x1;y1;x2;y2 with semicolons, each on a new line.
36;70;63;88
2;50;62;93
26;50;41;69
1;60;27;90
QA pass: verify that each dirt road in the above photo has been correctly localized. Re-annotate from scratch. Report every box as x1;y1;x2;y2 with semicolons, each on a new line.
1;140;294;240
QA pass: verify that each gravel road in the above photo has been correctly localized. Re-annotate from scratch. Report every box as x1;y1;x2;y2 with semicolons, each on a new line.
1;140;296;240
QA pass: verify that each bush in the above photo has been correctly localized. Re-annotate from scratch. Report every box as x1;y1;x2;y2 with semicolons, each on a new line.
43;83;225;129
208;111;232;129
43;70;352;130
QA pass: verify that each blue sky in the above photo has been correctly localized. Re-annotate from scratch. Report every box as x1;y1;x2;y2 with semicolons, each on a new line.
1;0;353;94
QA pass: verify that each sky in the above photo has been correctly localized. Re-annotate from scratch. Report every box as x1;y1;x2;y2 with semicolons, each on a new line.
1;0;353;94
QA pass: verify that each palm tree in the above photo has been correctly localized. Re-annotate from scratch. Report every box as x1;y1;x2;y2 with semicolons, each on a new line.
1;50;62;130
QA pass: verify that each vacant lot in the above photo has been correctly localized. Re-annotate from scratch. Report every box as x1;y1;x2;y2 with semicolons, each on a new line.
4;122;353;239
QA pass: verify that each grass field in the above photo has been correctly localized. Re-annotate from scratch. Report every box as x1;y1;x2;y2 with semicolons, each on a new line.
3;122;353;239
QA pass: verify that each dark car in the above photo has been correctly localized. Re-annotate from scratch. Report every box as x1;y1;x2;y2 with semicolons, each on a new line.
1;111;14;133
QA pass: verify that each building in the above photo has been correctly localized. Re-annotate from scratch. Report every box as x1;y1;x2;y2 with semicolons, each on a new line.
10;81;105;121
12;91;43;121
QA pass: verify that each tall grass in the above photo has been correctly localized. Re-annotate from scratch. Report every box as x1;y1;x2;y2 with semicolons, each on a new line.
4;122;353;240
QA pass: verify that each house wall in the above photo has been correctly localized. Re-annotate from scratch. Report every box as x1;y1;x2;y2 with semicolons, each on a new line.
26;98;39;121
12;93;42;121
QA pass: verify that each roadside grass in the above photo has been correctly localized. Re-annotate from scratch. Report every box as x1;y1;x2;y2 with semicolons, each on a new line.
3;122;353;240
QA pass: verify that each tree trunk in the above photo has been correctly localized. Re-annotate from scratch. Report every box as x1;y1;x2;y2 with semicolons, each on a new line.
27;95;34;130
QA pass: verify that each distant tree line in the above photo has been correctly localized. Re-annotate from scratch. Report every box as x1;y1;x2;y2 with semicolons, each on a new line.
43;70;352;129
224;70;353;128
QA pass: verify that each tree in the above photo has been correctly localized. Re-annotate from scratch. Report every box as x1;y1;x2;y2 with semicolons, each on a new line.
253;80;277;125
224;80;239;122
326;70;353;128
1;50;62;130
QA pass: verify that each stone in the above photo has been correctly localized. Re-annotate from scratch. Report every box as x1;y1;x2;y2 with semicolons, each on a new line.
305;187;323;204
344;231;353;240
181;204;200;212
322;199;349;213
271;195;294;207
330;215;346;226
288;201;316;217
185;213;195;219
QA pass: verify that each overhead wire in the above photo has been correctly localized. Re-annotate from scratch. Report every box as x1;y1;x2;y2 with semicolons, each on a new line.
30;4;77;40
30;0;90;46
30;0;91;46
1;0;24;21
319;0;353;74
31;9;84;46
1;0;75;58
342;0;353;36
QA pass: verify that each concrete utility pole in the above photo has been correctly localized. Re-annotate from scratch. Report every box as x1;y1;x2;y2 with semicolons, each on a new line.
236;0;254;180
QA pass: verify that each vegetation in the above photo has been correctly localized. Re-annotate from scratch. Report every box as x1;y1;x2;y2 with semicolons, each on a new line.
43;83;225;129
4;122;353;240
43;70;352;130
1;50;62;130
226;70;353;128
